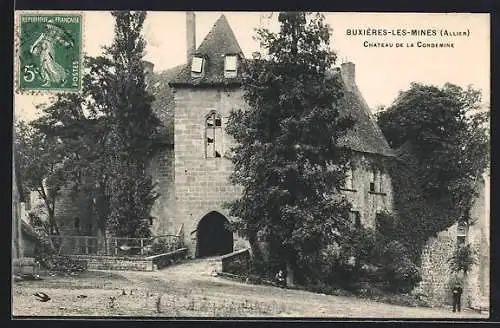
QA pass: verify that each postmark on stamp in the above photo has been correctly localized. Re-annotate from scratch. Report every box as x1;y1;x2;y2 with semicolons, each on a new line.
17;13;82;93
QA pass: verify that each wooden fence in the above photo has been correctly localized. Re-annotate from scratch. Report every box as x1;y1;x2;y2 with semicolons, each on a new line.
48;234;183;257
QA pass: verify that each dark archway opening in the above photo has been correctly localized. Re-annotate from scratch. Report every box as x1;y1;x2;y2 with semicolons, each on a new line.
196;211;233;258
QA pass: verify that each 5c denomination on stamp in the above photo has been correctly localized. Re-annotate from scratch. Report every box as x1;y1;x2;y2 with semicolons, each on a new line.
17;13;82;93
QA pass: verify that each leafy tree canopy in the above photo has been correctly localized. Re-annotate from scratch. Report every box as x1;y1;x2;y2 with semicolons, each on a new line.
225;12;355;283
377;82;489;262
28;11;159;241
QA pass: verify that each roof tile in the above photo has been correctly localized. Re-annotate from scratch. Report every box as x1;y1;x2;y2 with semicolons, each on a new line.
170;14;245;86
337;74;395;157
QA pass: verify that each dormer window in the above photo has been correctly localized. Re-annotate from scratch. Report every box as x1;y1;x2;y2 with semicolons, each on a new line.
191;56;204;75
224;55;238;78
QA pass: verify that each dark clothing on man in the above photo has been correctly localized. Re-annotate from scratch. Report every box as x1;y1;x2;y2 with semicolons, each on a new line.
275;270;286;288
452;285;463;312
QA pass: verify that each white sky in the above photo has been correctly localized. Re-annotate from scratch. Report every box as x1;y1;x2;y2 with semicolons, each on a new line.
14;11;490;121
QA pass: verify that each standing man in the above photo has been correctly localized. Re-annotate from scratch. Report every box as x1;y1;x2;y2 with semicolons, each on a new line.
275;269;286;288
452;281;463;312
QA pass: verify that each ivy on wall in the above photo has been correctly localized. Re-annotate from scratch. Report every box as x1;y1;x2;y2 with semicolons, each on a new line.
376;83;489;266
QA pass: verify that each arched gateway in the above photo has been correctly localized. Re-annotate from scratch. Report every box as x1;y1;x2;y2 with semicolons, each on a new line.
196;211;233;258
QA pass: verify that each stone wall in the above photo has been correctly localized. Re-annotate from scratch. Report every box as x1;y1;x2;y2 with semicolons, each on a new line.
146;248;188;269
416;178;489;309
72;255;154;271
54;185;95;254
55;184;94;236
147;145;177;236
341;152;394;229
464;177;489;309
415;224;457;305
221;248;251;275
172;87;249;256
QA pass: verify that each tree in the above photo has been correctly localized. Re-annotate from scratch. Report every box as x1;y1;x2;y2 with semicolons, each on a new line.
14;119;66;235
448;243;478;276
32;90;116;250
377;83;489;263
225;12;354;284
104;11;159;238
32;11;159;247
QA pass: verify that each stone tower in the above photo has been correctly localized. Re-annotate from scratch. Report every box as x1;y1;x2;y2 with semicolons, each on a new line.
169;14;250;258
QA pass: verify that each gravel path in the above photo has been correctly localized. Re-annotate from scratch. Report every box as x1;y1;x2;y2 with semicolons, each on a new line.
12;258;489;319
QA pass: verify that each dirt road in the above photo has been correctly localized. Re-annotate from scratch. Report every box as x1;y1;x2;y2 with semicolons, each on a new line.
12;257;489;318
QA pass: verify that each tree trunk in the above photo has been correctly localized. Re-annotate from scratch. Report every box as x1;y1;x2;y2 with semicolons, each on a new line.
248;230;263;264
96;226;107;255
47;208;59;235
286;261;295;287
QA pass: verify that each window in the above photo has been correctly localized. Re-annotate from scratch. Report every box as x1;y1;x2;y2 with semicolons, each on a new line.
224;55;238;78
349;211;361;228
206;112;223;158
370;170;383;193
191;56;204;74
457;222;468;237
74;217;80;232
457;221;468;246
344;166;354;190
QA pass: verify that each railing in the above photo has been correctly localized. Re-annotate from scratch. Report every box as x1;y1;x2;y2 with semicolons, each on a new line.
47;234;183;257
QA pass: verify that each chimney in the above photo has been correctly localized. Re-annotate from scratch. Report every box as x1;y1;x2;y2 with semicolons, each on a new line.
186;12;196;64
340;62;355;92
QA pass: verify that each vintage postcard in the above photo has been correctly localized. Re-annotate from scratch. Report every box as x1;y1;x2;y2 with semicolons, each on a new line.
12;11;490;319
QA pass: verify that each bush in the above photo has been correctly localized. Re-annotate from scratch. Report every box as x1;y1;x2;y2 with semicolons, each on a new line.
150;239;170;254
224;258;250;276
304;281;353;297
448;243;478;275
48;256;87;273
380;241;421;293
34;235;57;268
373;292;431;308
318;227;378;287
27;212;57;267
144;239;175;256
249;257;283;282
376;211;397;240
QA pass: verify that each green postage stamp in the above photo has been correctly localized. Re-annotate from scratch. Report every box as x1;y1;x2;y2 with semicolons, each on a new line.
17;13;83;93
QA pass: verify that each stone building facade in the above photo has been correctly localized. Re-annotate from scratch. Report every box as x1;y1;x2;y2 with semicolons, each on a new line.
15;12;489;310
47;13;396;259
161;14;395;258
416;175;489;310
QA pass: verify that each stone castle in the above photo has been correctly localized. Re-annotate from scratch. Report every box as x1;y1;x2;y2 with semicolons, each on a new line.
27;12;487;308
147;13;395;258
51;13;395;258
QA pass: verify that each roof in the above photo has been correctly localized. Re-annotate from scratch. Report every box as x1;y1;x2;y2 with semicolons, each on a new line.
165;13;393;157
170;14;245;87
148;64;185;141
21;220;39;240
336;71;395;157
